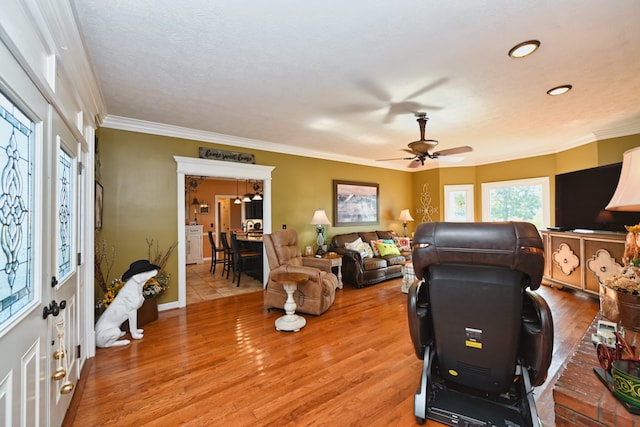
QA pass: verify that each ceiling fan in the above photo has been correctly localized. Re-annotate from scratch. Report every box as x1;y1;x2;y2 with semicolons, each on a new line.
378;113;473;168
340;78;446;123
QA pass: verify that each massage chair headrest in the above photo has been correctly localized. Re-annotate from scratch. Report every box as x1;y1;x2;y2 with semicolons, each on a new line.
411;222;544;290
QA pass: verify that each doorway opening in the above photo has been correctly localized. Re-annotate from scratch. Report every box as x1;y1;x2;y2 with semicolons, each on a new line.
173;156;275;310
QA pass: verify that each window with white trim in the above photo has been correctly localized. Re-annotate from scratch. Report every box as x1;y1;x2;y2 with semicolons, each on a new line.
481;177;550;229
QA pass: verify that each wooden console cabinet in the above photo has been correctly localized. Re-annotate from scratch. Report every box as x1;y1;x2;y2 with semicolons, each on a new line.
540;230;626;295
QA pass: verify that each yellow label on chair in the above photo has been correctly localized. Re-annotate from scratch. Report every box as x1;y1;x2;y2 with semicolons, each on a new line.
465;327;483;349
465;340;483;349
448;369;459;377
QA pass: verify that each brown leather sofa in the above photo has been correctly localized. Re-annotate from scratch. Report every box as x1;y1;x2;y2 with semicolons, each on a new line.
329;230;412;288
263;229;339;315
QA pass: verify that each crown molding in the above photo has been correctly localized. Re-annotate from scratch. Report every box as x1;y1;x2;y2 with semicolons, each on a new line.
101;115;408;171
593;118;640;141
101;114;640;172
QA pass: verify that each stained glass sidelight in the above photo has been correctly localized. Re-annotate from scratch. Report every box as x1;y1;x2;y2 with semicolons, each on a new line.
0;91;35;329
58;146;72;279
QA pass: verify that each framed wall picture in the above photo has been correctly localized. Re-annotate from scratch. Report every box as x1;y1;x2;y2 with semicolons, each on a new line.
333;180;379;226
444;184;474;222
95;181;104;230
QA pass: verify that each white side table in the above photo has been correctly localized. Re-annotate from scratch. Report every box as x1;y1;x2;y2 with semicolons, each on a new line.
321;253;343;289
303;253;344;289
272;272;309;332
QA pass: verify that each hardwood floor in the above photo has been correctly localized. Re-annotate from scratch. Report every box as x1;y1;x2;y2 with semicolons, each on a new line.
64;278;598;426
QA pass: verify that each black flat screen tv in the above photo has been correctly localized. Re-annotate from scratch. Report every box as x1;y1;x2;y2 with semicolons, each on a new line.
555;162;640;233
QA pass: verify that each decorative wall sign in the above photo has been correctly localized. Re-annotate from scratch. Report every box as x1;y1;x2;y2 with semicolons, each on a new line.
199;147;255;164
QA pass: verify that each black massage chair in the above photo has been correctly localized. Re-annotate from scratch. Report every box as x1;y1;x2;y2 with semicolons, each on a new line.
407;222;553;426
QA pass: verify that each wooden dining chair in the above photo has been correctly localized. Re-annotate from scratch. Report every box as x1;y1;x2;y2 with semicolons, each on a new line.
208;231;226;274
219;231;234;279
230;233;262;286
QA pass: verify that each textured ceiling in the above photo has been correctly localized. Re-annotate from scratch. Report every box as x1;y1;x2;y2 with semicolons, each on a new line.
72;0;640;169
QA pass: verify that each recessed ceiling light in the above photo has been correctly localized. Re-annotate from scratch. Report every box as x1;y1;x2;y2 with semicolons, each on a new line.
547;85;573;96
508;40;541;58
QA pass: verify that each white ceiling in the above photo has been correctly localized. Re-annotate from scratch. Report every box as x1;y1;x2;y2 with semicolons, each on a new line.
72;0;640;170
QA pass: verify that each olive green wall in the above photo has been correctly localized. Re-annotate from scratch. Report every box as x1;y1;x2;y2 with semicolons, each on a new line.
96;128;413;303
597;134;640;166
96;127;640;304
555;143;598;175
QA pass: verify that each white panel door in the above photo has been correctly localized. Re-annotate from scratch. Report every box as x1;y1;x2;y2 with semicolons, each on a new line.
47;112;81;426
0;42;49;427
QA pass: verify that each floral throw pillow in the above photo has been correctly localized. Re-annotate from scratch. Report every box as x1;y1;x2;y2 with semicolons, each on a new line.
364;242;375;258
345;238;372;259
397;237;411;252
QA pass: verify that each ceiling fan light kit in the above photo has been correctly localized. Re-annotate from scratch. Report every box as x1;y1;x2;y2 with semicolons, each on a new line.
377;112;473;168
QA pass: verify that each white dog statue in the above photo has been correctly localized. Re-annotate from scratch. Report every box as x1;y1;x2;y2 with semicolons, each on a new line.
95;260;160;348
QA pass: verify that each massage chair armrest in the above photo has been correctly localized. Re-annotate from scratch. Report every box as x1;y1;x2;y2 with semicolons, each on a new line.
407;280;431;360
519;289;554;387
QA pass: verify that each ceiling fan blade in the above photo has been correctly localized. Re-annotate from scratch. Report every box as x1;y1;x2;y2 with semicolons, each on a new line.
408;158;422;168
404;78;449;101
385;101;434;123
376;156;415;162
335;103;384;114
437;156;465;163
388;101;423;115
382;110;396;124
414;104;444;111
434;146;473;157
355;78;391;103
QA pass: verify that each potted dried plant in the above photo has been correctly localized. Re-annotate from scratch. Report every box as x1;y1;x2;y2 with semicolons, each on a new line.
95;238;177;326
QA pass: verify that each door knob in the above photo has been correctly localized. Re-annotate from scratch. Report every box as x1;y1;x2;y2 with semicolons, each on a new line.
43;300;60;319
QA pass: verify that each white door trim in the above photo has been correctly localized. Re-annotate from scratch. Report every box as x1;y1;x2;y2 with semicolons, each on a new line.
172;156;275;310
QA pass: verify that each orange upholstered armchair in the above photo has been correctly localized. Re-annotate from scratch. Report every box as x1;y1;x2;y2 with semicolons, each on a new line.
263;229;338;315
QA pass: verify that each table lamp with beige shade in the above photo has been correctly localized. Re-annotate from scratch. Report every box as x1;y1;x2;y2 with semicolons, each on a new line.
398;209;414;238
601;147;640;331
310;209;331;255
